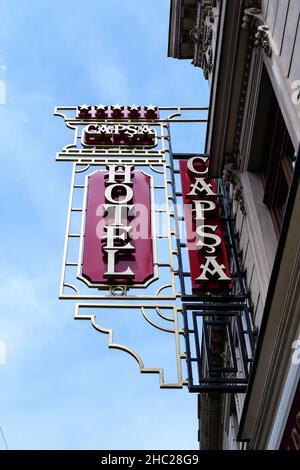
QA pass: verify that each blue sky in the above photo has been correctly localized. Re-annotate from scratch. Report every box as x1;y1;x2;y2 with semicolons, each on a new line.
0;0;209;449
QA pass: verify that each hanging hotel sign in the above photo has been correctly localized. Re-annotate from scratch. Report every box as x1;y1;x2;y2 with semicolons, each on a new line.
180;156;231;291
55;104;256;393
82;165;154;285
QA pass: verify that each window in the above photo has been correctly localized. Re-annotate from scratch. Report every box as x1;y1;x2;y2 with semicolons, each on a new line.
259;69;295;238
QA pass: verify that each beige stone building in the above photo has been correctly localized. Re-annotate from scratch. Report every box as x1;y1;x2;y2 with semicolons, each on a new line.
169;0;300;450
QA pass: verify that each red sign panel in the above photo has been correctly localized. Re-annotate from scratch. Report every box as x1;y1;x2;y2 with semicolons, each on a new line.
82;167;153;285
280;380;300;450
82;124;156;147
180;157;231;292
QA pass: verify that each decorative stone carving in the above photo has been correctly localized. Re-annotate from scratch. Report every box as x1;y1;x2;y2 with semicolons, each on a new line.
232;184;246;215
189;1;216;79
225;153;240;169
222;167;234;184
222;164;246;215
189;25;201;44
232;1;264;158
254;25;271;57
242;7;272;57
242;7;261;30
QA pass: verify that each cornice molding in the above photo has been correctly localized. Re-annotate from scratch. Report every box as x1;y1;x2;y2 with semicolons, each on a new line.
206;0;249;177
168;0;198;59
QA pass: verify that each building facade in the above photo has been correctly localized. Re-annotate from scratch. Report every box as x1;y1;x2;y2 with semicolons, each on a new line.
169;0;300;450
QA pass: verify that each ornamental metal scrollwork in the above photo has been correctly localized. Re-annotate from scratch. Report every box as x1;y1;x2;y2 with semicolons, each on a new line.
75;303;187;389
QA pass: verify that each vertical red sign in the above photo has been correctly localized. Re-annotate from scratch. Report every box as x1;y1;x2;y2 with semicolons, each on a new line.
82;166;153;285
180;157;231;292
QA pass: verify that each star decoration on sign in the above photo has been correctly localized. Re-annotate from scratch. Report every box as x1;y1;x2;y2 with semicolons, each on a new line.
95;104;107;112
78;104;92;113
129;104;140;112
112;104;124;112
145;105;157;113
